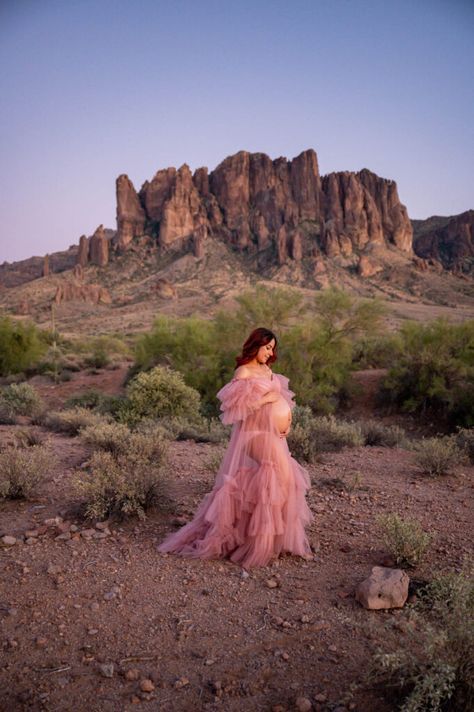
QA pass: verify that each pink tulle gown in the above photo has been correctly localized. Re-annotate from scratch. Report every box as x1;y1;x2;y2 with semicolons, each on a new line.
157;372;314;568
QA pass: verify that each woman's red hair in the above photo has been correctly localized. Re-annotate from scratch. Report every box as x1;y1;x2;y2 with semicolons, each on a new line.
236;327;278;367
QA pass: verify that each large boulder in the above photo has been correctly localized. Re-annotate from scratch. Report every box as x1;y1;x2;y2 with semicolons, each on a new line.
355;566;409;610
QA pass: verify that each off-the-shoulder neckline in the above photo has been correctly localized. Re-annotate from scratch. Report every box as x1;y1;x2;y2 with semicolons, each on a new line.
233;371;278;383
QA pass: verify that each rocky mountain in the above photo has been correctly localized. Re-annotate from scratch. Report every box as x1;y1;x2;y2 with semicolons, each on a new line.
412;210;474;274
1;149;473;334
114;149;413;279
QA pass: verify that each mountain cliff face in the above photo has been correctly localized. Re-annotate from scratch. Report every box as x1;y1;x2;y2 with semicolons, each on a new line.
412;210;474;274
116;149;413;273
2;149;472;296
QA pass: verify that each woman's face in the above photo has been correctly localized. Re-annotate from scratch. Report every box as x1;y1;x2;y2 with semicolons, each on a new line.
256;338;276;364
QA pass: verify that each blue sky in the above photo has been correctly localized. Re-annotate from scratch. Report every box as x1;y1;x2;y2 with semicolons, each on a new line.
1;0;473;262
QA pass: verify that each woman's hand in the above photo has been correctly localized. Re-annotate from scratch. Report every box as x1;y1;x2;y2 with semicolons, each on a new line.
279;426;291;439
262;391;279;405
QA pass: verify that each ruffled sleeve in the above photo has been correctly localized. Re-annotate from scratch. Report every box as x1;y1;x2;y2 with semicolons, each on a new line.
275;373;296;411
216;378;263;425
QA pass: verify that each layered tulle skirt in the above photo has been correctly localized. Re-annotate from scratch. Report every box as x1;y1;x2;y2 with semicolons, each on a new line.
158;434;313;569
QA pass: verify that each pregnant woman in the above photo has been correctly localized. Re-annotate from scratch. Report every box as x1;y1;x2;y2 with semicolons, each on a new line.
158;327;313;568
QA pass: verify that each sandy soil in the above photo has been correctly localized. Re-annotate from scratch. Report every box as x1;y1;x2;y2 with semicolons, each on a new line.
0;369;473;712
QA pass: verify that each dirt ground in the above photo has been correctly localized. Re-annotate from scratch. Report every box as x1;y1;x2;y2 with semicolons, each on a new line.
0;368;473;712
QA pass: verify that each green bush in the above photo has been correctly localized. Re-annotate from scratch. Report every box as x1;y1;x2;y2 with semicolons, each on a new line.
134;315;221;414
359;419;406;447
0;317;47;376
0;445;55;499
0;383;44;423
377;512;432;567
276;288;387;413
119;366;201;426
43;407;110;435
65;389;105;410
352;333;404;369
80;422;132;455
287;408;363;462
455;427;474;464
131;287;387;416
411;436;464;476
379;318;474;428
73;430;168;520
371;569;474;711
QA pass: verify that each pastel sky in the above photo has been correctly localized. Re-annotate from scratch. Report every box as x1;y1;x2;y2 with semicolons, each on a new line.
1;0;473;263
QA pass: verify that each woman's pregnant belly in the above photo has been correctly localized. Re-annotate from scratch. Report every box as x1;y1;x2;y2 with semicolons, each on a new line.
272;395;291;433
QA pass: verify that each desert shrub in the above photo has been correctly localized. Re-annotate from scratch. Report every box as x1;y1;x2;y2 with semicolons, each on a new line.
175;418;229;443
80;422;132;455
455;427;474;464
276;289;387;413
309;415;363;452
377;512;432;567
14;428;45;447
352;333;404;369
379;318;474;428
359;419;406;447
65;389;105;410
0;445;55;499
204;447;226;474
371;569;474;711
287;406;321;463
84;343;109;369
287;408;363;462
73;430;168;520
43;407;110;435
0;382;44;422
119;366;201;426
134;316;221;413
0;317;47;376
410;436;464;476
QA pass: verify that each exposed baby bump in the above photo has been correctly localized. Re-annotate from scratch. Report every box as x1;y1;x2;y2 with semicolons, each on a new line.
272;395;291;433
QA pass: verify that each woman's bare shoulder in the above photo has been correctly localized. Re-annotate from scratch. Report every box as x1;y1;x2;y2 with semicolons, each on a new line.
234;365;253;380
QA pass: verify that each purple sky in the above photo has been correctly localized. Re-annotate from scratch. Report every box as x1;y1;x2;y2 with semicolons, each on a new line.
1;0;473;263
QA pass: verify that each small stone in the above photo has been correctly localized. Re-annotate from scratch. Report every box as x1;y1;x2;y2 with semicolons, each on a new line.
90;602;100;611
95;521;109;531
69;524;79;532
281;652;290;661
314;693;327;703
140;679;155;692
87;628;99;636
273;706;286;712
301;614;310;623
81;529;96;539
130;695;141;704
205;659;215;666
241;570;250;579
55;532;71;541
295;697;312;712
25;538;37;546
35;637;48;648
1;536;16;547
266;578;279;589
44;517;62;527
328;644;338;653
93;531;108;539
125;668;140;681
47;564;62;575
25;529;39;538
174;676;190;689
99;663;114;678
